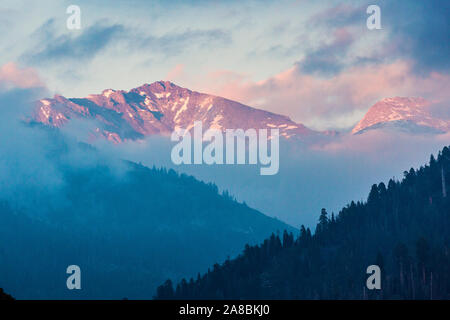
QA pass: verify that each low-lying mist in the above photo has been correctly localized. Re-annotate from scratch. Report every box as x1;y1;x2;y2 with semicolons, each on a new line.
0;85;293;299
92;128;450;229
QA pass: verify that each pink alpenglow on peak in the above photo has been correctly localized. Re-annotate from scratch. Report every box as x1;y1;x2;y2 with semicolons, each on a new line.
352;97;450;135
33;81;317;143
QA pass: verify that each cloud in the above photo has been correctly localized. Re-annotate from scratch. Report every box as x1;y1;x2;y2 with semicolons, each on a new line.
25;20;125;64
197;60;450;130
0;8;17;28
136;28;231;55
429;101;450;120
24;17;230;67
381;0;450;74
0;84;62;202
0;69;125;211
166;64;185;81
310;1;450;75
0;62;44;89
296;28;354;76
309;3;365;28
90;123;450;228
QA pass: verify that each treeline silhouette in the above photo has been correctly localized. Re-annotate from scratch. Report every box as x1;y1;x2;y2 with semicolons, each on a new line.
0;288;13;300
156;146;450;299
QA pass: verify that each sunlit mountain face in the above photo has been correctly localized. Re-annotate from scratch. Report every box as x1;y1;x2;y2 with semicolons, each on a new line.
35;82;449;145
352;97;450;135
34;81;316;143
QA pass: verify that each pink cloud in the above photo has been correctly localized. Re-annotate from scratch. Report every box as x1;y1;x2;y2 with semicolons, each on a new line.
0;62;44;89
165;64;185;82
197;60;450;130
309;3;363;26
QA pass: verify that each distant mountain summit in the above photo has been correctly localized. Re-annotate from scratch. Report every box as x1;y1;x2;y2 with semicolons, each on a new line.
352;97;450;135
36;86;447;141
35;81;316;143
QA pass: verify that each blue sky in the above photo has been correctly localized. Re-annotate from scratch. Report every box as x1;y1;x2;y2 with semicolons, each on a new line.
0;0;448;130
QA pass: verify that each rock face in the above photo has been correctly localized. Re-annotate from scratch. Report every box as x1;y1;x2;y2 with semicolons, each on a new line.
352;97;450;135
34;81;316;143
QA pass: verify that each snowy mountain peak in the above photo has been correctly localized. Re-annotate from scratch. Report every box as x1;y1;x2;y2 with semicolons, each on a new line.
352;97;450;134
34;82;316;143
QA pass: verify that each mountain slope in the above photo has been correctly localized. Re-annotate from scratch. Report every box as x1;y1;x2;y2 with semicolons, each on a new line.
0;130;293;299
158;146;450;300
34;81;316;143
352;97;450;134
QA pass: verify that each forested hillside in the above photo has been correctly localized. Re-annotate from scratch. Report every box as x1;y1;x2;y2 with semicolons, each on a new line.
0;132;292;299
157;146;450;299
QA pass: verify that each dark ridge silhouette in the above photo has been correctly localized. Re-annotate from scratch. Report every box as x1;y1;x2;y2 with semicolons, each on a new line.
157;146;450;300
0;288;14;301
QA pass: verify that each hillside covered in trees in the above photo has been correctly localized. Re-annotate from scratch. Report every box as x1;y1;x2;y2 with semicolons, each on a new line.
156;146;450;300
0;129;292;299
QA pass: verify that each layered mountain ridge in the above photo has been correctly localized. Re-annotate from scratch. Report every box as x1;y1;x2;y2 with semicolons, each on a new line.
34;83;449;142
35;81;315;143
